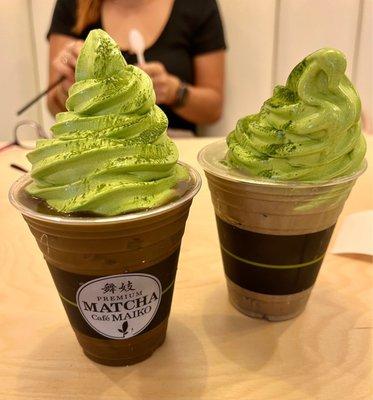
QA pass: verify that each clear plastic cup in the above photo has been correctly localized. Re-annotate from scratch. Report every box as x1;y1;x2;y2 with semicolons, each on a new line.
9;163;201;365
199;140;367;321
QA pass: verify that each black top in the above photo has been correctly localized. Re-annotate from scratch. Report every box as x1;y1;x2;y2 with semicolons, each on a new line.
48;0;226;133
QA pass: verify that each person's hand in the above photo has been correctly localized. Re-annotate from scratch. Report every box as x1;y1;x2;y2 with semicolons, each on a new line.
52;40;84;106
139;62;180;105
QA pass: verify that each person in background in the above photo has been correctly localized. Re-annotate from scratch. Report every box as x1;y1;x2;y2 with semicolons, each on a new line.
47;0;226;136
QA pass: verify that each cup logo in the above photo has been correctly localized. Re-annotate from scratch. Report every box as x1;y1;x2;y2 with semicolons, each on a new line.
76;273;162;339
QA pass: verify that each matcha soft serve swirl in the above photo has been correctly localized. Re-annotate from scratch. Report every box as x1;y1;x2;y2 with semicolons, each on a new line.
26;29;189;216
227;48;366;181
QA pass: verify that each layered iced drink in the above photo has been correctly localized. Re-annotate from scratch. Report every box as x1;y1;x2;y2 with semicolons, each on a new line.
10;30;201;365
199;48;366;321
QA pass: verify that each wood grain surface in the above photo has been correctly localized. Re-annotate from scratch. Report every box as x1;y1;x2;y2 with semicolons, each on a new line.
0;138;372;400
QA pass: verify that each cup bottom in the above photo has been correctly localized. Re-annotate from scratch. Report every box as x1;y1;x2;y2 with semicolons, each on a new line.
74;318;169;366
82;346;164;366
226;277;313;322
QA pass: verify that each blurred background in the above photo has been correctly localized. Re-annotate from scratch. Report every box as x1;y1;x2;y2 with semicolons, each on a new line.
0;0;372;141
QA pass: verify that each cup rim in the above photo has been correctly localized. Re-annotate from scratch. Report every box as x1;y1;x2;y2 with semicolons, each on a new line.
198;139;367;189
9;161;201;225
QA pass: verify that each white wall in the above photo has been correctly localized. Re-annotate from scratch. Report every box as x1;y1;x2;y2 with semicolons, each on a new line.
355;0;373;134
273;0;372;136
30;0;55;132
0;1;42;141
0;0;372;140
211;0;373;135
208;0;373;136
201;0;277;136
274;0;360;83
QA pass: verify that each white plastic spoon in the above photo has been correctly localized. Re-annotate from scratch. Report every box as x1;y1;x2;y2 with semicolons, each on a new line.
129;29;145;65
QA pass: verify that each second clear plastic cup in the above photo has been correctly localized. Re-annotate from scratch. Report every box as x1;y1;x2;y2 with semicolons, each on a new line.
199;140;366;321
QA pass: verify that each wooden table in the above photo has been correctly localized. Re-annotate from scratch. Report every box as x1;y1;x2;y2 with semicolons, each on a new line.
0;138;372;400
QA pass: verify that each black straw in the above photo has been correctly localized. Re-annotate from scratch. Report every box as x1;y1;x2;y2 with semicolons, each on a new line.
10;163;28;173
16;76;65;116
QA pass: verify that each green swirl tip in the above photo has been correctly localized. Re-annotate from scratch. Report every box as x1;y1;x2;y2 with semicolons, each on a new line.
26;29;189;216
75;29;126;82
227;47;366;181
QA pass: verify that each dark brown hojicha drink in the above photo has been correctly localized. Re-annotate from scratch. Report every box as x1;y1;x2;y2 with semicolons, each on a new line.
9;29;201;365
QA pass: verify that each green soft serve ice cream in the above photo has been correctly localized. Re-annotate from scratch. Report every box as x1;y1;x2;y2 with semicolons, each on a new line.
26;29;189;216
227;48;366;181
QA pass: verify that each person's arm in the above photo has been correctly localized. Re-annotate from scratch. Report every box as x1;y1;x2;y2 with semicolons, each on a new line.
140;50;225;125
47;34;83;116
173;50;225;124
